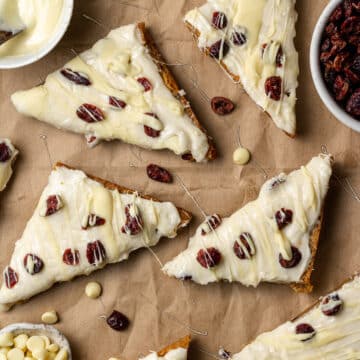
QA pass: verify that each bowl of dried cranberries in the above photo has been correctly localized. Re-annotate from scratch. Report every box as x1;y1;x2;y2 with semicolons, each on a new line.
310;0;360;132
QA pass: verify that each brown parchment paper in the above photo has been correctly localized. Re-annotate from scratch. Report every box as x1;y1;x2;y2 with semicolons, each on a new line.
0;0;359;359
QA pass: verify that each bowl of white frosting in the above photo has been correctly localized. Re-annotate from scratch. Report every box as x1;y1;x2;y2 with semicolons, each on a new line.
0;0;74;69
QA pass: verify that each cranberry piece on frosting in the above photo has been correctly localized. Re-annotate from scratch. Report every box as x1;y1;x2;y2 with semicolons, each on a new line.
295;323;316;341
137;77;152;92
77;104;105;123
201;214;222;235
275;208;293;230
321;294;343;316
83;214;106;229
23;254;44;275
86;240;106;265
279;246;302;268
121;204;143;235
109;96;127;109
209;40;230;60
41;195;63;217
4;266;18;289
196;247;222;268
0;142;12;162
231;31;247;46
60;68;91;86
212;11;228;29
233;233;256;260
63;248;80;266
265;76;282;101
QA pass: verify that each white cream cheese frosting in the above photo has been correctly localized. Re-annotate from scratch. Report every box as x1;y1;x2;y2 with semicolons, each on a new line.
163;154;332;287
140;347;187;360
0;0;64;56
0;165;186;310
11;23;210;162
232;275;360;359
0;138;18;191
184;0;299;135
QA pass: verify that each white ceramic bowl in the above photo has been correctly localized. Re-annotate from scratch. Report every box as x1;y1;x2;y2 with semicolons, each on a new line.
0;0;74;69
0;323;72;359
310;0;360;133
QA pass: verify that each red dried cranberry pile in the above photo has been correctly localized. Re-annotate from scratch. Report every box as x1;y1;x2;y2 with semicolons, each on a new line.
320;0;360;119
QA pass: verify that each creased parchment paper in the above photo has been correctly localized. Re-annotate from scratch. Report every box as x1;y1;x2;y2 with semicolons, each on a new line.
0;0;359;359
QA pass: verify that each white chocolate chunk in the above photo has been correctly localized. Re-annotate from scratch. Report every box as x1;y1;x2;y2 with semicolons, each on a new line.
54;348;68;360
14;334;28;350
47;344;59;353
41;310;59;325
32;348;47;360
85;282;102;299
233;147;250;165
40;336;50;349
7;348;24;360
0;332;14;347
26;336;45;353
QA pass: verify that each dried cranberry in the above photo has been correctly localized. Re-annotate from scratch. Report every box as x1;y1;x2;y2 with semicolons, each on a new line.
146;164;172;183
60;68;91;86
269;178;286;189
279;246;302;268
196;247;222;268
77;104;105;123
325;22;338;36
181;153;194;161
0;142;12;162
275;208;293;230
333;75;350;101
4;266;18;289
121;204;143;235
265;76;282;101
324;65;337;87
201;214;222;235
231;31;247;46
218;349;231;359
144;125;161;138
209;39;230;60
344;0;354;17
346;88;360;117
321;38;331;52
341;16;360;34
211;97;235;115
212;11;228;29
295;323;316;341
44;195;63;216
321;294;343;316
86;240;106;265
83;214;106;229
329;5;343;22
137;77;152;92
23;254;44;275
333;53;349;72
109;96;126;109
276;46;284;67
63;248;80;266
233;233;256;260
106;310;130;331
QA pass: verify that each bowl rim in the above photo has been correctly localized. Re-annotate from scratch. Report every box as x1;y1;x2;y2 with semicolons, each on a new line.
310;0;360;133
0;0;74;70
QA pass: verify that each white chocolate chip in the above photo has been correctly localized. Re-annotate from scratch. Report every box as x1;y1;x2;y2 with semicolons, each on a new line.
41;310;59;325
14;334;29;350
0;332;14;347
85;282;102;299
7;348;24;360
32;348;47;360
40;336;51;349
26;336;45;353
47;343;59;353
54;348;68;360
233;147;251;165
0;354;6;360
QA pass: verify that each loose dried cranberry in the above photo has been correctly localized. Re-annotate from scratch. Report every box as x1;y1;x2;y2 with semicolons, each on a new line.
333;53;349;72
341;16;360;34
181;153;193;161
196;247;222;268
321;294;343;316
231;31;247;46
212;11;228;29
275;208;293;230
325;22;338;36
137;77;152;92
279;246;302;268
63;248;80;266
144;125;161;138
333;75;350;101
109;96;126;109
324;65;337;87
209;39;230;60
265;76;282;101
44;195;63;216
106;310;130;331
121;204;143;235
321;38;331;52
211;97;235;115
344;0;354;17
295;323;316;341
276;46;284;67
329;5;343;22
0;142;12;162
23;254;44;275
77;104;105;123
201;214;222;236
86;240;106;265
233;233;256;260
60;68;91;86
146;164;172;183
4;266;18;289
346;88;360;117
83;214;106;229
